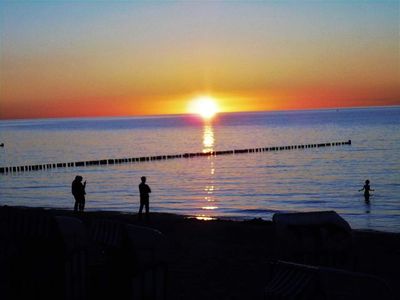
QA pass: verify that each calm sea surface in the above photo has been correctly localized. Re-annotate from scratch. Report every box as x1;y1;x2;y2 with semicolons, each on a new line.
1;107;399;232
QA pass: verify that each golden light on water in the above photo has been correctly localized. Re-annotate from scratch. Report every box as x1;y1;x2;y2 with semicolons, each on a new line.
195;116;217;221
195;215;216;221
188;96;219;120
203;124;214;153
205;185;214;194
202;206;218;210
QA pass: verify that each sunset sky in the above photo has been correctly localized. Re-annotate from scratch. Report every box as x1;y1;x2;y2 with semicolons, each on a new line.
1;1;399;119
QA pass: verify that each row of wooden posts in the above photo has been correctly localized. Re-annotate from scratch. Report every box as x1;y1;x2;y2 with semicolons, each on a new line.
0;140;351;174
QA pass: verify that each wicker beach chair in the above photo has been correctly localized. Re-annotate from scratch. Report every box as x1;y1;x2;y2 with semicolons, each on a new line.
88;219;168;300
318;264;393;299
55;216;89;300
126;224;168;300
88;219;130;299
265;261;393;300
0;206;88;300
264;261;317;299
272;211;354;268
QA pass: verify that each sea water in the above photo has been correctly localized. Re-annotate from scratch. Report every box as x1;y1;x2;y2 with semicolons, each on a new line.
1;107;399;232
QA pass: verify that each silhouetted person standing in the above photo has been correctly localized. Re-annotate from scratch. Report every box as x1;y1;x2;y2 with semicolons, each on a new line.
359;179;374;202
72;175;86;212
138;176;151;220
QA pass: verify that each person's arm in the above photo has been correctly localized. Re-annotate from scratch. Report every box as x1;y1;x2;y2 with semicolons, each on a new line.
82;181;86;195
148;185;151;193
358;187;364;192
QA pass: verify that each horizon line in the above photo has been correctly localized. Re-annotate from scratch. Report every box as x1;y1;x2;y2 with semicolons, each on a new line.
1;104;399;122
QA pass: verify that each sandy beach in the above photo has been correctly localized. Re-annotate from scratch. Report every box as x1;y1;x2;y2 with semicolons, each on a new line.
5;207;396;300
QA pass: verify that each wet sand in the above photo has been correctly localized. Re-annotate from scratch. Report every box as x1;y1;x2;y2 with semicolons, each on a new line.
36;209;400;300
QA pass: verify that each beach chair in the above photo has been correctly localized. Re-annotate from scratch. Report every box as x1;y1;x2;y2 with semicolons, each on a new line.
88;219;133;299
265;261;393;300
0;206;88;300
318;264;393;299
126;224;168;300
264;261;317;299
55;216;90;300
88;219;168;300
272;211;354;268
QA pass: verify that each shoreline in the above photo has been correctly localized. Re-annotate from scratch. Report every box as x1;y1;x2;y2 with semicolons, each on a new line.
11;205;400;234
2;205;399;299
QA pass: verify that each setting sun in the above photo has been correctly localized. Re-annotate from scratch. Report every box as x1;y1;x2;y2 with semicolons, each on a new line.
188;96;219;120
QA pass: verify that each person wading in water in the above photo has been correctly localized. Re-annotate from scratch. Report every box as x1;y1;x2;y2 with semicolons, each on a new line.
359;179;374;203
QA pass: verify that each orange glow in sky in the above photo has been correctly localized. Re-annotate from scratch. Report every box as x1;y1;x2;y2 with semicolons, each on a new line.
0;1;399;119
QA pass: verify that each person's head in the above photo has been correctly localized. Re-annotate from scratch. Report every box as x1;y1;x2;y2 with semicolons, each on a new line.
365;179;370;185
75;175;83;182
141;176;146;183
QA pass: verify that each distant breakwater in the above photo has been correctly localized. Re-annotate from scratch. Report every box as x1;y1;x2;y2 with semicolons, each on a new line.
0;140;351;174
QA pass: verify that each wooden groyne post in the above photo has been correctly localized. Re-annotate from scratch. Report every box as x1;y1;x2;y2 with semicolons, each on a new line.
0;140;351;174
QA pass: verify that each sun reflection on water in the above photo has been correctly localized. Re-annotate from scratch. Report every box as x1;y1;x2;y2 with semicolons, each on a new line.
197;122;218;220
202;124;214;153
202;206;218;210
205;185;214;194
195;215;216;221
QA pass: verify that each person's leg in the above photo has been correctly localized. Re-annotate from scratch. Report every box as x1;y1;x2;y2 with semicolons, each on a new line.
74;196;79;212
145;201;149;220
138;202;144;219
80;198;85;212
365;194;370;203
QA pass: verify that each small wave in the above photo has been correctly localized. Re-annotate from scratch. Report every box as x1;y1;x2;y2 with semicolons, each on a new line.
295;200;327;204
10;185;65;189
264;164;296;169
228;208;280;214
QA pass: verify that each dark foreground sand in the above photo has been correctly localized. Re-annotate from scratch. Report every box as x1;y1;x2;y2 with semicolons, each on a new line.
34;209;400;300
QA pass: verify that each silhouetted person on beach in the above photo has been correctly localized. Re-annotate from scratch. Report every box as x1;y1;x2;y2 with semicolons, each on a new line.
72;175;86;212
138;176;151;220
359;179;374;202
